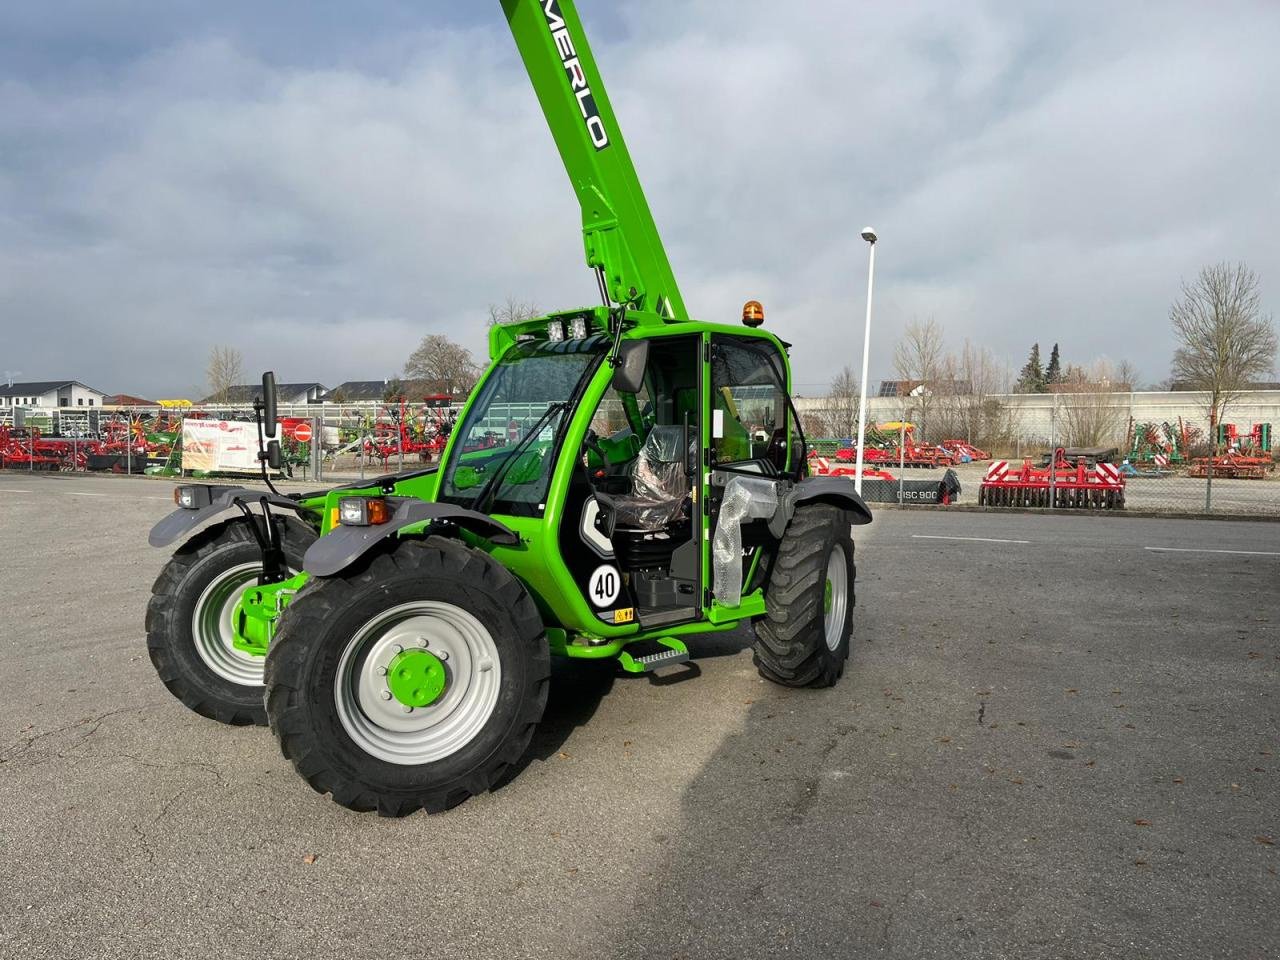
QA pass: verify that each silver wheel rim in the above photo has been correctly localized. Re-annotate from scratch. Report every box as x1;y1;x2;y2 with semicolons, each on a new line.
334;601;502;766
191;561;272;686
823;546;849;652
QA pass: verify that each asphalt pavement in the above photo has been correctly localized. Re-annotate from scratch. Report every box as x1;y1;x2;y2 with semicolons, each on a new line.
0;472;1276;960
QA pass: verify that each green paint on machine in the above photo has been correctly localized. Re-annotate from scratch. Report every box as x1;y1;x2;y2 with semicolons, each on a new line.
145;0;871;815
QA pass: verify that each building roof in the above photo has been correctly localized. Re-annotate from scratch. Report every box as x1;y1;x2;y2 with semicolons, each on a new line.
202;382;326;403
324;380;393;401
103;393;155;406
323;379;460;402
0;380;105;398
877;379;972;397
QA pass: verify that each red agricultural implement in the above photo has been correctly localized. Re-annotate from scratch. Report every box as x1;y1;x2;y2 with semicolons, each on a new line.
979;449;1125;509
807;452;896;482
940;439;989;462
830;434;956;469
1186;454;1272;480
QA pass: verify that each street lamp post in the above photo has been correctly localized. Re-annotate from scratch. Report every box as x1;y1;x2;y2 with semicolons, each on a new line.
853;227;877;494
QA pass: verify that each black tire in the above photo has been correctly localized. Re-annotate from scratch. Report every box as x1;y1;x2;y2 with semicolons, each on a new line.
264;537;549;816
752;503;855;688
146;515;317;726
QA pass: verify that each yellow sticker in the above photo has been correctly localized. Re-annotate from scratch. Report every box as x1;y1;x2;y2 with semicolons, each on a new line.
613;608;635;624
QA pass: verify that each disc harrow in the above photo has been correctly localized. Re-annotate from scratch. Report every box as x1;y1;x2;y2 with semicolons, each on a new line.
978;451;1125;510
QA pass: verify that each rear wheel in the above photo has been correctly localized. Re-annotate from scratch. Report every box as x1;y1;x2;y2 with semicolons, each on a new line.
146;516;316;725
264;537;548;816
752;503;855;688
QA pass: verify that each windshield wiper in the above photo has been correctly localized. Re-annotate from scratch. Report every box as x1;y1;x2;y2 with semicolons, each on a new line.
471;401;568;515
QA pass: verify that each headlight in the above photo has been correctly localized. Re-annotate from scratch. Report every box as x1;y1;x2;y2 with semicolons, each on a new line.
173;485;214;509
547;320;565;342
568;316;588;339
337;497;391;526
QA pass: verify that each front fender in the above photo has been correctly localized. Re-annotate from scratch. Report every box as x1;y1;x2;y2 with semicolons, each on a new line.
148;487;311;548
303;499;518;577
791;476;874;525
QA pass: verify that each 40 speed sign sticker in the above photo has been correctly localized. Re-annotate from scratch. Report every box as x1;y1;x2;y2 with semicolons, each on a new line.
588;565;621;608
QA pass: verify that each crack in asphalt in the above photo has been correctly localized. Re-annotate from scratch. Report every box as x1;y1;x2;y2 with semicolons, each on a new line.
0;707;141;765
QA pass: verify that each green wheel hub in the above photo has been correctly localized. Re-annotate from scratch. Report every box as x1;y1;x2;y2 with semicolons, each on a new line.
824;578;833;615
386;648;447;708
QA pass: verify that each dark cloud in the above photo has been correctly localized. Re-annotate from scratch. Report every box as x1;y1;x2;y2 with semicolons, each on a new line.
1;1;1277;397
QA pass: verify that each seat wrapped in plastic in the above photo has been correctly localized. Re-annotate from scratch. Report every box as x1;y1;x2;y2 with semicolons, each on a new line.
597;426;690;530
712;475;779;607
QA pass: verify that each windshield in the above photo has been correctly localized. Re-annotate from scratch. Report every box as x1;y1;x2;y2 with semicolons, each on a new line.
437;336;606;516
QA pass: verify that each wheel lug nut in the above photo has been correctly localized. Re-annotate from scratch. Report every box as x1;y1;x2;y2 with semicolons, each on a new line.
438;651;449;662
401;705;413;714
377;666;388;676
392;643;403;654
418;637;429;647
380;690;392;700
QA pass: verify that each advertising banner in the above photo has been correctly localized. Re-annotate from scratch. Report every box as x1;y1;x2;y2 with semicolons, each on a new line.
181;419;272;473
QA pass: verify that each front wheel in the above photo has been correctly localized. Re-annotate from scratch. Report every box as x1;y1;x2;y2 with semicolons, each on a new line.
146;515;316;725
752;503;855;687
264;537;549;816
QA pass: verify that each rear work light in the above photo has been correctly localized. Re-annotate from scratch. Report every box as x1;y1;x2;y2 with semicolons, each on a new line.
568;316;588;339
337;497;391;526
547;320;565;341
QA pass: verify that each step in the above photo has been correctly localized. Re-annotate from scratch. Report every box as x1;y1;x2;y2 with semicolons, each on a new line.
617;637;690;674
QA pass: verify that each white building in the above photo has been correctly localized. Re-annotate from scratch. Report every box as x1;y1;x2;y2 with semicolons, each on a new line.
0;380;109;409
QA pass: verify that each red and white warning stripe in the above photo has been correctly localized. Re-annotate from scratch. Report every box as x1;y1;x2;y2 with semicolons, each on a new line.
1095;462;1121;484
1153;454;1168;467
984;460;1009;482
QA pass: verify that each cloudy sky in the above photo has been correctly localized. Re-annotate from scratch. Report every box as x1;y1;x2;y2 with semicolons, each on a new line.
2;1;1277;398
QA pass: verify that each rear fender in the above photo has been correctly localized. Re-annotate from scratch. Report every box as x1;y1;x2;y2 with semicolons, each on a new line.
148;487;313;548
303;499;518;577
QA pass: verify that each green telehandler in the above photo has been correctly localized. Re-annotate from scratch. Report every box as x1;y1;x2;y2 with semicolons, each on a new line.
146;0;873;816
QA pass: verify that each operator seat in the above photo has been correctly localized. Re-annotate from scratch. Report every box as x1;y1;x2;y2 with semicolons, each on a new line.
594;425;690;532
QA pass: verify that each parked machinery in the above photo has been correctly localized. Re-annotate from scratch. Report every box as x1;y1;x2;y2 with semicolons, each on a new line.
979;449;1125;509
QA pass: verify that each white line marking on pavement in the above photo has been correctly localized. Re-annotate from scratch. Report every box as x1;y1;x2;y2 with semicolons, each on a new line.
1144;546;1280;557
63;491;108;497
912;535;1031;545
0;488;34;493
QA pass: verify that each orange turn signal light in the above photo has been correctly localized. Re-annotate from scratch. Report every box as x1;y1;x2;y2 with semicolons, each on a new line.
742;300;765;327
366;498;391;525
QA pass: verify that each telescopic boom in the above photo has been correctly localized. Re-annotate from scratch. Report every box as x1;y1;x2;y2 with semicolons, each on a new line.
502;0;687;322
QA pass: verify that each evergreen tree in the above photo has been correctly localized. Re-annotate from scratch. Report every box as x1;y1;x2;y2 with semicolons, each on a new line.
1045;343;1062;385
1016;343;1045;393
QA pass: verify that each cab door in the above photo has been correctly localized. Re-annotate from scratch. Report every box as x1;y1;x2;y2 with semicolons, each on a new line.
704;334;794;610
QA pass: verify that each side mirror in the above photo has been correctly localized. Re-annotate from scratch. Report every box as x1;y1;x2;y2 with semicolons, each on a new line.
610;339;649;394
266;440;282;470
262;371;278;437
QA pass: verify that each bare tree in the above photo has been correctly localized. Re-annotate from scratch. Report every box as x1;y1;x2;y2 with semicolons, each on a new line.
487;296;541;326
819;366;861;441
404;334;479;395
930;341;1012;449
1114;359;1140;392
1170;262;1277;439
382;377;405;403
893;318;944;440
1056;359;1125;448
206;345;243;403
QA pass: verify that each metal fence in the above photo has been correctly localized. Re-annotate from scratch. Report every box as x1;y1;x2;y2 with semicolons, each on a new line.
3;398;1277;517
